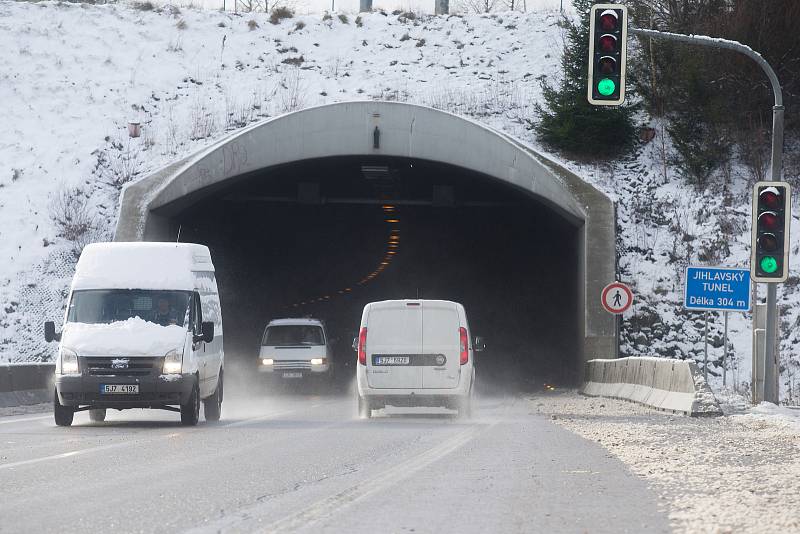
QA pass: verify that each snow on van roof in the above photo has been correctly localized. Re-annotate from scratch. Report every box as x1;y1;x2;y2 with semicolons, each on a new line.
71;242;213;291
267;318;323;326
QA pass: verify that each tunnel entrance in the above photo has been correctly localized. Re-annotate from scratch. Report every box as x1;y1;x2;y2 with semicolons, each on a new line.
115;101;617;386
167;156;580;389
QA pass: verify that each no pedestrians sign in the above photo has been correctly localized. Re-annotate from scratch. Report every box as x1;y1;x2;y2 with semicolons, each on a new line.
601;282;633;315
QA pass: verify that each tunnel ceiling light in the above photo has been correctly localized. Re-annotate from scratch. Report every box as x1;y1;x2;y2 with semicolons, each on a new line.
385;219;400;223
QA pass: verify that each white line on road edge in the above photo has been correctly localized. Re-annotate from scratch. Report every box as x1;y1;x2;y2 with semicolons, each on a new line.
0;415;51;426
0;441;132;471
0;401;343;470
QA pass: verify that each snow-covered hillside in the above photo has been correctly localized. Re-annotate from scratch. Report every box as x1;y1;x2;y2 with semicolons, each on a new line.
1;0;798;402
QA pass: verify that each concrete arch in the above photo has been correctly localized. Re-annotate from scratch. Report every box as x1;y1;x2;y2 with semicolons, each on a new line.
116;101;616;365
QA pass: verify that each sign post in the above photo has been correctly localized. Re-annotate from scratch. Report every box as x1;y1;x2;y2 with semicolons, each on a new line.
684;266;751;381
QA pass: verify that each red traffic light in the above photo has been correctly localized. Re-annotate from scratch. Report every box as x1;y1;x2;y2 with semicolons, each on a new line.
600;11;618;31
599;34;617;53
759;188;781;210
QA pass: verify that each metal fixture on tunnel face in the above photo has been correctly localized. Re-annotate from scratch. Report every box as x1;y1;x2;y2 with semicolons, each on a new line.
751;182;791;282
459;327;468;365
587;4;627;106
358;327;367;365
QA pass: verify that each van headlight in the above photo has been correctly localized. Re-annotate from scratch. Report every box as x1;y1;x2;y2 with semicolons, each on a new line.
163;349;183;374
261;358;274;366
59;348;79;375
310;358;326;366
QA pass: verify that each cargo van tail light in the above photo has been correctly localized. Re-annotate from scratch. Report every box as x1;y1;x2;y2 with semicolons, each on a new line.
459;327;468;365
358;327;367;365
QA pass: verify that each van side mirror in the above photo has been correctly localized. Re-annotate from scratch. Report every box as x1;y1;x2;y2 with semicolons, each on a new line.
474;336;486;352
198;321;214;343
44;321;60;343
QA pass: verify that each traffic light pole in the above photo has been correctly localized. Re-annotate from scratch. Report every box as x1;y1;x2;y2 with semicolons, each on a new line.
629;27;785;402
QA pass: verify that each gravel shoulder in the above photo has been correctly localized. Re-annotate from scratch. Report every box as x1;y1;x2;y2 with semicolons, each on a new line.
531;392;800;534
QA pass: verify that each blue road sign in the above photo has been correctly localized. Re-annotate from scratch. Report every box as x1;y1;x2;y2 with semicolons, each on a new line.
684;266;751;312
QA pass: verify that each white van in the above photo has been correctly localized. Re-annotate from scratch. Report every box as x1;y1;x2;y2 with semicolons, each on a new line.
257;318;333;382
355;300;481;418
44;242;224;427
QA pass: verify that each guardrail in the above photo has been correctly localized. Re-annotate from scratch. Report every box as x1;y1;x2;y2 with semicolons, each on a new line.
581;357;722;416
0;363;55;408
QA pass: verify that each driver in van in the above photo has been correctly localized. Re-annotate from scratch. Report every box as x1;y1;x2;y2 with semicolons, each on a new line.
153;296;178;326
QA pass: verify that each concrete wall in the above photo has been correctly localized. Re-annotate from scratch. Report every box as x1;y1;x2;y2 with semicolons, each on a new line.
0;363;55;408
116;101;617;366
581;357;722;416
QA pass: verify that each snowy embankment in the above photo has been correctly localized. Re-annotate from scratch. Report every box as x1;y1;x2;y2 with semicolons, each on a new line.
1;1;798;403
0;1;558;361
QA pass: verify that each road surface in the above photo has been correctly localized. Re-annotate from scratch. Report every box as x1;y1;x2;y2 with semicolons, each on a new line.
0;391;670;533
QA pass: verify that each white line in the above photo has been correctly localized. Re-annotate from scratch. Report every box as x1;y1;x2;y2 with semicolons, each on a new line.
0;442;130;470
0;415;51;426
0;401;342;470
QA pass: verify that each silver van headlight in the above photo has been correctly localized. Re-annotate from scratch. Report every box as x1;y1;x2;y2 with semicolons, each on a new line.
163;349;183;374
59;348;79;375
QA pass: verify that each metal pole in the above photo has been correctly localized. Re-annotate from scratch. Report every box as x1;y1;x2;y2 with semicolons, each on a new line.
630;26;784;403
723;311;728;387
704;312;709;381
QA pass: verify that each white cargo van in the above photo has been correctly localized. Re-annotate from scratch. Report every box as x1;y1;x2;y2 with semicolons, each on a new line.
355;300;482;418
44;242;224;427
257;318;333;382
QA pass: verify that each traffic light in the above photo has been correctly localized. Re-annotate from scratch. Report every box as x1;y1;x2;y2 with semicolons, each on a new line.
587;4;628;106
751;181;792;282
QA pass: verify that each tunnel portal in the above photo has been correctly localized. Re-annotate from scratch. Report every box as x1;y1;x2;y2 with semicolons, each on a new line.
115;101;616;388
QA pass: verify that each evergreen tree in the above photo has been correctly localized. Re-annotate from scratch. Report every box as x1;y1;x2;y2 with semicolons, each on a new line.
534;0;637;157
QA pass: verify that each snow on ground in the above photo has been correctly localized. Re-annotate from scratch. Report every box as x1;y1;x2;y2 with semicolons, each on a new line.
534;392;800;533
1;1;798;405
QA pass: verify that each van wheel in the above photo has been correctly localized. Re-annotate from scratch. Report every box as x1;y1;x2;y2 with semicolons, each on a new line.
456;396;472;419
89;409;106;423
181;381;200;426
204;372;223;422
53;389;74;427
358;395;372;419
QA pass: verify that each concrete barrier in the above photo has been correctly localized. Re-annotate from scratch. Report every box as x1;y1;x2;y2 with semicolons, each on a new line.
580;357;722;416
0;363;55;408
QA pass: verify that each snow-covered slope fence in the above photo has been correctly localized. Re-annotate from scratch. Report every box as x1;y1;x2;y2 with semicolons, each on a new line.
581;357;722;416
0;364;54;408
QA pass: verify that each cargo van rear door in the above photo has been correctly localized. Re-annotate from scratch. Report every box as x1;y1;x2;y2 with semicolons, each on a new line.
366;302;423;389
421;302;461;389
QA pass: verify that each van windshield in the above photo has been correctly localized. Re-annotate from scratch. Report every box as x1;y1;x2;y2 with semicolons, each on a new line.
263;325;324;346
67;289;191;327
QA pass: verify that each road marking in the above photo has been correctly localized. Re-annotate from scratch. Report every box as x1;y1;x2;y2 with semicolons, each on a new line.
0;442;131;471
0;415;51;426
0;401;342;471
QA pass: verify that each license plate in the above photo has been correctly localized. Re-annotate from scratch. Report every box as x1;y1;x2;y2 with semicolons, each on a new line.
100;384;139;394
374;356;410;366
282;372;303;379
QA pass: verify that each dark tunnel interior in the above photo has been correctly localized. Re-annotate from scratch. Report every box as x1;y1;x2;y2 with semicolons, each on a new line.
170;156;581;391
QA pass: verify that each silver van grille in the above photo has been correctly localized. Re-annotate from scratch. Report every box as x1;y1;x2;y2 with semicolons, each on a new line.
273;360;312;370
83;357;161;377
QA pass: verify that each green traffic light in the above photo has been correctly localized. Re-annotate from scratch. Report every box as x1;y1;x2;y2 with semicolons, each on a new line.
597;78;616;96
760;256;779;274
